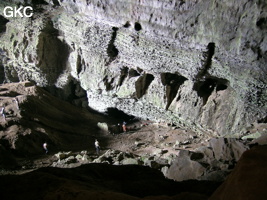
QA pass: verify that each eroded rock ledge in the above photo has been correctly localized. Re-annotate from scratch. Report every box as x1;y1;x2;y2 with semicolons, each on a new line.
0;0;266;136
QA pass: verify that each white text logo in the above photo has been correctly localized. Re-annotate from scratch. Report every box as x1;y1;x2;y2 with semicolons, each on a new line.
3;6;33;18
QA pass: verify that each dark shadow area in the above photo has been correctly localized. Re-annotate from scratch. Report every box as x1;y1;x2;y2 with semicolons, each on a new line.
196;42;215;79
51;0;60;6
123;21;131;28
76;54;83;74
137;67;143;73
135;74;154;99
161;72;187;110
0;15;9;34
103;75;115;91
193;77;229;106
216;83;228;92
118;66;128;86
0;90;20;97
66;79;88;107
128;68;140;78
105;107;136;122
30;0;49;5
37;20;70;85
256;17;267;29
4;69;20;82
107;27;119;63
0;64;5;84
134;22;142;31
104;108;140;134
44;78;88;108
258;116;267;123
0;163;221;200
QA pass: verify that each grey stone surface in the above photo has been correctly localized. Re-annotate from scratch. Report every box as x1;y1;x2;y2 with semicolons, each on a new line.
165;150;206;181
48;136;249;182
209;138;248;162
165;138;249;181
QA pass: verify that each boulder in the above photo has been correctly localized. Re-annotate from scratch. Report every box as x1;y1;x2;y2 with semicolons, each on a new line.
97;122;109;132
75;154;83;160
209;138;248;162
165;150;206;181
195;146;214;164
249;133;267;146
199;170;231;182
93;155;112;164
82;154;92;162
55;152;75;160
147;158;169;170
121;158;140;165
55;152;68;160
153;148;168;156
65;156;77;164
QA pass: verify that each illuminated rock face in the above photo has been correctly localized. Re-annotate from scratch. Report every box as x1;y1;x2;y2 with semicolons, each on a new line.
0;0;266;135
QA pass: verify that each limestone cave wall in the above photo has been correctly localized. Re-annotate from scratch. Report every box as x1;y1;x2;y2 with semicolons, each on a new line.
0;0;266;136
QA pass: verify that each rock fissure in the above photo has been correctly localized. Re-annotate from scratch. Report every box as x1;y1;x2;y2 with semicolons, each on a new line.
107;26;119;63
0;15;9;34
135;73;155;99
161;72;187;110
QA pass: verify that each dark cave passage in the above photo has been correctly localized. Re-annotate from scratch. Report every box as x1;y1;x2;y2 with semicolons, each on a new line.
161;73;187;110
135;73;154;99
193;77;229;106
105;107;136;121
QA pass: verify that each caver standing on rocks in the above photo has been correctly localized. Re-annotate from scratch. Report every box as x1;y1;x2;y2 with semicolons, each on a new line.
117;123;122;133
43;142;48;154
13;97;19;109
95;139;100;155
0;106;6;121
122;121;127;132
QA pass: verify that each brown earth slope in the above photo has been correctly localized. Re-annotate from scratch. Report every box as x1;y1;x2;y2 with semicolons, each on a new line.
0;82;112;168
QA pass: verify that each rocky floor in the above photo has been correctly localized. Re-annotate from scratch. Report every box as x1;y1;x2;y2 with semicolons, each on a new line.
0;82;213;172
0;121;210;175
0;82;267;199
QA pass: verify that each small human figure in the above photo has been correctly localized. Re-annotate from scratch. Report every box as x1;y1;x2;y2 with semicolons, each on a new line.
43;142;48;154
13;98;19;109
0;106;6;122
117;123;122;133
122;121;127;132
94;139;100;155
